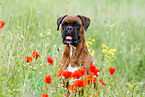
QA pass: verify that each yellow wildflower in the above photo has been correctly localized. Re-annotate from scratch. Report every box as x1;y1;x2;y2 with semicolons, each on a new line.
88;49;91;53
106;50;110;54
86;42;88;46
102;44;107;48
86;41;89;43
107;61;109;63
102;49;107;53
102;44;109;49
87;45;90;48
92;50;95;53
110;48;116;52
111;52;115;56
91;53;94;56
89;41;92;45
107;56;110;59
92;39;95;42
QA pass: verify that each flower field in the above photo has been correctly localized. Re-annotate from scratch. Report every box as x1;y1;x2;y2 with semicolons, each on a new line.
0;0;145;97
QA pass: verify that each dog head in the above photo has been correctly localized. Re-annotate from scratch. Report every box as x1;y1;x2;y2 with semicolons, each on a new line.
57;15;90;46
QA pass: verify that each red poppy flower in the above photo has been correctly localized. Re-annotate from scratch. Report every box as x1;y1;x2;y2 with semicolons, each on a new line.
74;79;88;87
45;75;51;84
57;70;64;77
89;65;96;73
0;21;5;31
85;75;92;82
62;71;72;78
25;56;33;62
32;51;39;60
109;67;116;75
93;69;100;77
93;77;96;83
78;68;87;76
99;79;106;86
71;69;87;79
85;75;96;83
71;70;82;79
41;94;49;97
68;85;77;93
46;56;53;65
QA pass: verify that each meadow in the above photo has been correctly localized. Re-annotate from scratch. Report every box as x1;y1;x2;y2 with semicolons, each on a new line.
0;0;145;96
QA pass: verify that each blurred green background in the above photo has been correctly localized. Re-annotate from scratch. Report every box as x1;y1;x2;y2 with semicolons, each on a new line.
0;0;145;96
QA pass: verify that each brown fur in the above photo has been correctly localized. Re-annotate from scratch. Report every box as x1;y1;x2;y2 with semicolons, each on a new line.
58;15;93;73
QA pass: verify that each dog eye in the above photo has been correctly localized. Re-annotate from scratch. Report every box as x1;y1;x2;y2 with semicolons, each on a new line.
73;21;80;28
74;23;80;28
62;23;68;29
62;24;65;27
75;24;79;27
62;22;68;26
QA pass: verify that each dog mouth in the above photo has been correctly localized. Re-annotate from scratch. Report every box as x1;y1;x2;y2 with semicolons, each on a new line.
66;36;72;40
65;36;73;44
63;35;80;46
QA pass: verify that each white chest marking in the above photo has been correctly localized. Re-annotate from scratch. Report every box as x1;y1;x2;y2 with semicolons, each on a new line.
67;44;78;72
69;44;76;57
67;64;78;72
70;44;73;57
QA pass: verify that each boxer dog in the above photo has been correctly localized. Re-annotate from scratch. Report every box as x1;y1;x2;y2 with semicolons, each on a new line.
57;15;95;96
57;15;93;73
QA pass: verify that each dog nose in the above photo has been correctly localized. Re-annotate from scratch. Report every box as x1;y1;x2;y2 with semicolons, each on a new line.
66;26;73;32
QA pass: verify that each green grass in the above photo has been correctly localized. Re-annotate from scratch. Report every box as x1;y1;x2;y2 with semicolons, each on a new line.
0;0;145;96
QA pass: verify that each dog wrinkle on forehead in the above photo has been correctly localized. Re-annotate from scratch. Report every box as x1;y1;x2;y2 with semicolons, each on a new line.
64;16;82;24
64;19;75;24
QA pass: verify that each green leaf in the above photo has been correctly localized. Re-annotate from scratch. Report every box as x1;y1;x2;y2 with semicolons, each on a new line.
125;82;133;90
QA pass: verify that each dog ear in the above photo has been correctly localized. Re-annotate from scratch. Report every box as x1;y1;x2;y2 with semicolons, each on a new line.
57;15;68;31
77;15;90;31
